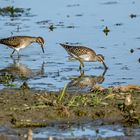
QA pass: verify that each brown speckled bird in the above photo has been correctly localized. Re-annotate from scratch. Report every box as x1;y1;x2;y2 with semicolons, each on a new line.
0;36;45;57
60;43;108;69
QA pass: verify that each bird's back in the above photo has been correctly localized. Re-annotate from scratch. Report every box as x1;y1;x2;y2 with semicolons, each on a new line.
0;36;35;48
0;36;22;47
60;43;96;57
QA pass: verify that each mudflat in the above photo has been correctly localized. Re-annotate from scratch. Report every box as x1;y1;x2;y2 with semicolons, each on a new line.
0;85;140;128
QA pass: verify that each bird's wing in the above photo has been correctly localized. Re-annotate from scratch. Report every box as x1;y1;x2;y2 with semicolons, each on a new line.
60;44;75;57
68;46;96;57
60;44;96;58
0;37;21;47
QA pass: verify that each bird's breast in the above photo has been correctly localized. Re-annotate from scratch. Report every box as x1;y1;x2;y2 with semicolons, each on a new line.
79;54;96;62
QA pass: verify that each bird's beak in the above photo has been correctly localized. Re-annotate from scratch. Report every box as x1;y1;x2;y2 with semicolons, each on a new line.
102;61;108;69
40;44;45;53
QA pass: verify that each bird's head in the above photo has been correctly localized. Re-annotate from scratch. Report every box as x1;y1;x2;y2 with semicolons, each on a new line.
96;54;104;62
96;54;108;69
36;37;45;53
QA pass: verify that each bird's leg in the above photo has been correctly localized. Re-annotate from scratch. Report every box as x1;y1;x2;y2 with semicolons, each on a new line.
80;69;84;77
79;59;84;68
79;64;82;71
10;50;15;57
70;70;84;83
17;51;20;58
102;61;108;70
77;58;84;70
102;68;107;77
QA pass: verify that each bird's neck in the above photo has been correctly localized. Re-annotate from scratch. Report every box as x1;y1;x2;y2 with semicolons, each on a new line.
29;37;37;43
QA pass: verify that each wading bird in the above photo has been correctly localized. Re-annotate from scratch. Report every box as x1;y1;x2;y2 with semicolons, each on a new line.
0;36;45;57
60;43;108;70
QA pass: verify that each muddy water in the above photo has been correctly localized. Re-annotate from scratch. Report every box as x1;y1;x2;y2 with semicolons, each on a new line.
0;0;140;91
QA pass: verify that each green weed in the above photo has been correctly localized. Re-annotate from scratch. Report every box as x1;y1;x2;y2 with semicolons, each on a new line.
58;84;68;102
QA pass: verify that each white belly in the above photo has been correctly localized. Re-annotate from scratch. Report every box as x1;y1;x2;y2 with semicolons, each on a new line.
15;45;27;51
79;54;93;61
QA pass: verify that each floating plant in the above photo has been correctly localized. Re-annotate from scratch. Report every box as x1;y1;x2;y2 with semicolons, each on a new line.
0;6;31;17
103;26;110;36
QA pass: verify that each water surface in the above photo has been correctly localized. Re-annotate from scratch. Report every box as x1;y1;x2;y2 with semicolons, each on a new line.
0;0;140;91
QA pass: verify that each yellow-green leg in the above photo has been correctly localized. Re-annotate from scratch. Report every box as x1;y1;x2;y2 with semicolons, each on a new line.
77;58;84;70
68;57;84;70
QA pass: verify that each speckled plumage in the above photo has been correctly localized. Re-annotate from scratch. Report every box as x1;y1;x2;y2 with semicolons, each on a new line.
60;43;96;57
60;43;108;69
0;36;45;57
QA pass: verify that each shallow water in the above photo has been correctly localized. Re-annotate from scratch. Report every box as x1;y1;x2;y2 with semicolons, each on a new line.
1;123;140;139
33;124;140;139
0;0;140;91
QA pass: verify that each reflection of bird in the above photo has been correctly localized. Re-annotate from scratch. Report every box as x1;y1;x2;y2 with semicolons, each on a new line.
67;69;107;92
60;43;108;70
0;36;45;57
27;129;33;140
0;58;44;79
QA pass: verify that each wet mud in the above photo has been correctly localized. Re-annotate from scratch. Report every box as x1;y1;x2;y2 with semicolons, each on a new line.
0;85;140;139
0;0;140;139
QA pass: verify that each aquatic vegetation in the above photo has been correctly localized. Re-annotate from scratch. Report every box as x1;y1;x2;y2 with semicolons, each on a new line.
90;91;103;106
103;26;110;36
58;84;68;102
0;6;31;17
49;24;56;31
68;95;86;107
130;14;137;18
68;91;103;107
0;73;16;87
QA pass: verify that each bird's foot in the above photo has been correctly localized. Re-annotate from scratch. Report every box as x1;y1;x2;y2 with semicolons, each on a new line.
80;69;84;76
10;54;13;58
79;64;84;71
18;55;20;59
79;65;82;71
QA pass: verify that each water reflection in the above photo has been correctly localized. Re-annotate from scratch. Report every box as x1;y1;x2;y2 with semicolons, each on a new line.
33;123;140;139
0;58;44;84
0;0;140;90
67;69;107;93
27;128;33;140
0;124;140;140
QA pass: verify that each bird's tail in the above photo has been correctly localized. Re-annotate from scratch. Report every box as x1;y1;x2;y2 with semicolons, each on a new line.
59;43;71;50
59;43;65;47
